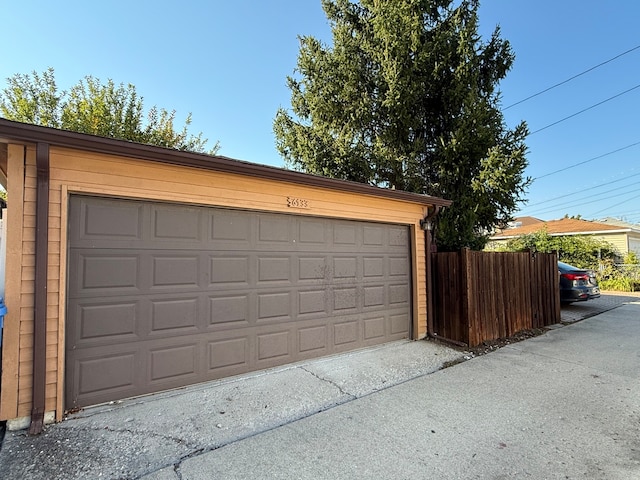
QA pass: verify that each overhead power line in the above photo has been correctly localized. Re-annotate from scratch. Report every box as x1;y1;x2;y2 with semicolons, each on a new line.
534;140;640;180
590;191;640;217
504;44;640;110
523;183;640;218
529;83;640;135
529;171;640;206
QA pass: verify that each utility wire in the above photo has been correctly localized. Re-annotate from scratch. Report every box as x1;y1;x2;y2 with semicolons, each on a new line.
529;83;640;135
524;184;640;217
524;177;640;213
534;141;640;180
528;170;640;207
590;191;640;217
504;44;640;110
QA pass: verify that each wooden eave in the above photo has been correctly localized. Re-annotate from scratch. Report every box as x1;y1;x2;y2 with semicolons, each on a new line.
0;119;451;208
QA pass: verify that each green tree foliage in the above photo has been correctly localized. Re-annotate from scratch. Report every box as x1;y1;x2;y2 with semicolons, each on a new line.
498;228;620;269
0;68;219;154
274;0;529;250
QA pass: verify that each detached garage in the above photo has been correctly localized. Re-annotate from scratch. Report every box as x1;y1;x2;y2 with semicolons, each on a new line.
0;119;449;432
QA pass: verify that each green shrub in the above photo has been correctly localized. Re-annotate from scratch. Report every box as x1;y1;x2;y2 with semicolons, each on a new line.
496;228;620;269
599;277;635;292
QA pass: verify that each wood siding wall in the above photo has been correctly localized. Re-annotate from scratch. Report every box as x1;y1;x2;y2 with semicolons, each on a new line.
592;233;628;256
1;145;432;422
432;250;561;347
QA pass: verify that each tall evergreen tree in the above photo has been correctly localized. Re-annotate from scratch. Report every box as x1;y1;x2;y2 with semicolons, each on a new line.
274;0;529;250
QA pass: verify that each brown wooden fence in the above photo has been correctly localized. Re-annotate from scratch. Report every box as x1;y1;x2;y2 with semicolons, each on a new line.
431;249;561;347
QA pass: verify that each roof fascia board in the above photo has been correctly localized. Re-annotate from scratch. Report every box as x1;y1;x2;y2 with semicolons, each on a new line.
0;119;451;208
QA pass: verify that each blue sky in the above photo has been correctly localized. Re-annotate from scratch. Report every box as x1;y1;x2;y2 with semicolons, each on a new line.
2;1;639;223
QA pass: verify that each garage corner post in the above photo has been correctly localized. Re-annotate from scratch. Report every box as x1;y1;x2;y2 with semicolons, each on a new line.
28;142;49;435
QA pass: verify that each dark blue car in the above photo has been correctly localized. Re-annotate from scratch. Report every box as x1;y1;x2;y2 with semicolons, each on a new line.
558;261;601;303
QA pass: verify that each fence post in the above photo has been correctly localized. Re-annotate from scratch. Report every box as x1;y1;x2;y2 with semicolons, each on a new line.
461;248;472;347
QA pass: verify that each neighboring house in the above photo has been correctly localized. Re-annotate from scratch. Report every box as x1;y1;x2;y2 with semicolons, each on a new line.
487;217;640;257
490;216;544;235
0;119;450;432
504;216;544;230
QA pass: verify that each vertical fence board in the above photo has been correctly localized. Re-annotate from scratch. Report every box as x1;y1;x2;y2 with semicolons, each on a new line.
431;250;561;347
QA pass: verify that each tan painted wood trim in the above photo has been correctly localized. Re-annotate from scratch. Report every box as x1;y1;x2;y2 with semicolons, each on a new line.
0;145;25;420
55;185;69;420
59;183;425;225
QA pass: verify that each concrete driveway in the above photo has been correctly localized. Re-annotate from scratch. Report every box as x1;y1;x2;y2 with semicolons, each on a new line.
1;293;639;479
560;291;640;323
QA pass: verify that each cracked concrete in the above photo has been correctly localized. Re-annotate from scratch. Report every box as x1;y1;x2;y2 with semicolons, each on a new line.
299;366;357;399
0;339;462;479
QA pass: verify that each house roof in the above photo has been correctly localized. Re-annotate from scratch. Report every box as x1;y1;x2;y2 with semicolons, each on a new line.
491;217;635;239
512;216;544;227
495;216;544;233
0;118;451;208
597;217;640;229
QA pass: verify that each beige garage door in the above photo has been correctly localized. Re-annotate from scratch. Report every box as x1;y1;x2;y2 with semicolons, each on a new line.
65;195;412;409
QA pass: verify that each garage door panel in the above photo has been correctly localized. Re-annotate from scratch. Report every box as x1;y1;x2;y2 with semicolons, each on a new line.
66;196;412;409
298;218;328;245
333;287;358;312
298;324;329;355
364;316;385;341
257;256;292;283
333;256;358;279
363;285;386;308
298;256;327;281
390;313;410;335
78;354;136;395
363;225;385;246
332;222;357;245
363;256;385;278
80;254;140;291
389;284;410;305
209;294;251;326
258;215;292;244
151;204;202;242
149;343;199;383
333;319;360;348
71;301;139;345
257;330;292;362
298;289;328;316
389;256;410;276
210;211;253;243
66;346;143;408
210;256;250;285
389;226;410;246
151;255;201;287
208;336;251;371
257;292;291;321
69;196;145;248
150;297;199;332
79;199;144;241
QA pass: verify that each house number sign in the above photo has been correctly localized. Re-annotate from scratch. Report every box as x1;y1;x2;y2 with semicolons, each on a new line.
287;197;310;209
